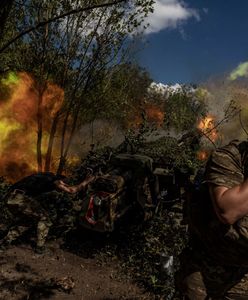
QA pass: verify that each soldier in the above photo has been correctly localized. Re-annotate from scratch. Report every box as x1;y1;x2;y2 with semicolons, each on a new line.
1;172;95;253
2;190;53;253
178;140;248;299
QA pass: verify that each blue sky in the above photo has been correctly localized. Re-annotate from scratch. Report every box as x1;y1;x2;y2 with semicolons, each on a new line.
137;0;248;84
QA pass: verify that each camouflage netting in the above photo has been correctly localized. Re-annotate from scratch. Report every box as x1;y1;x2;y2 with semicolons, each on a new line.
139;135;201;172
71;133;202;181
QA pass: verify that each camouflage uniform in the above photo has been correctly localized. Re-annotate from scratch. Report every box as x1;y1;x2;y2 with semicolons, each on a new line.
1;189;52;249
178;140;248;299
1;173;69;249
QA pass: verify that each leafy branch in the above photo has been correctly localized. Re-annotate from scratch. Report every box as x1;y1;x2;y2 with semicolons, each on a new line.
0;0;127;53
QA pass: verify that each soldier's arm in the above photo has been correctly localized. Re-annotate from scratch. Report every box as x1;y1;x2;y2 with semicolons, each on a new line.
54;175;96;194
209;181;248;225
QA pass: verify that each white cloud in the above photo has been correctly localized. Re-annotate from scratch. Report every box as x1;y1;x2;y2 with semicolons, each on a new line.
145;0;200;34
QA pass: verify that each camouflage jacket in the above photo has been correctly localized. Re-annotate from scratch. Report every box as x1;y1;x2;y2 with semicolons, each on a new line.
190;140;248;267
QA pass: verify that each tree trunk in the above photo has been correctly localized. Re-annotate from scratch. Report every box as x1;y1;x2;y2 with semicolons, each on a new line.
56;108;71;174
57;109;79;174
56;155;67;175
36;19;49;172
44;111;60;172
37;90;43;172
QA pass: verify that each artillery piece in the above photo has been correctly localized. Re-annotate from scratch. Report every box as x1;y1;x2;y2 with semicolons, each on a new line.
78;152;192;232
3;146;195;233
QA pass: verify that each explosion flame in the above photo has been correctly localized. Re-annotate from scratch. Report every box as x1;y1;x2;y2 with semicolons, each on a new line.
196;115;218;161
197;115;218;142
0;72;64;182
129;103;164;128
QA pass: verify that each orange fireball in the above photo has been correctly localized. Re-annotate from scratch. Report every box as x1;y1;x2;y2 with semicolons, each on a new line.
197;150;208;161
198;115;218;142
0;72;64;181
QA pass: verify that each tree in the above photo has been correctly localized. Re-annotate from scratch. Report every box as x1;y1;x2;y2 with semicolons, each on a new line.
163;90;207;132
0;0;14;38
0;0;154;174
0;0;131;52
55;1;154;173
87;63;152;127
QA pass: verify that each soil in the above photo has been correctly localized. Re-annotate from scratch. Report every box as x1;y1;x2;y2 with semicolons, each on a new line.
0;239;152;300
0;199;187;300
0;182;186;300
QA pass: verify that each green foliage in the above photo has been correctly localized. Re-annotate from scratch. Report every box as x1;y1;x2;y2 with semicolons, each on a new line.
86;64;152;126
141;135;201;174
115;111;202;173
93;203;188;299
164;91;207;132
118;111;156;153
124;208;188;298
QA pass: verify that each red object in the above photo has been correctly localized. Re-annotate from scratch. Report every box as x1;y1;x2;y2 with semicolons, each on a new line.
85;191;110;225
85;195;96;225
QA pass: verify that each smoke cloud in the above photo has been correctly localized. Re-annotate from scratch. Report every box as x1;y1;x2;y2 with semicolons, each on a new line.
229;62;248;81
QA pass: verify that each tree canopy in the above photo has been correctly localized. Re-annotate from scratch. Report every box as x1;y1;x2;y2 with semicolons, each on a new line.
0;0;155;175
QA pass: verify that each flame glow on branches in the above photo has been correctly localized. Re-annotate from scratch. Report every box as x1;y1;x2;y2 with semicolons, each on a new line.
196;115;218;161
197;115;218;142
128;104;164;128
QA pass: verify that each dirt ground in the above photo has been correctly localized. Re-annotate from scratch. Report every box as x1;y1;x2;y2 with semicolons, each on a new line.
0;200;186;300
0;239;152;300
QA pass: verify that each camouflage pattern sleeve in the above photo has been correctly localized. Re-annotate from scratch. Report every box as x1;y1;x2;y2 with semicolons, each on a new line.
205;141;244;189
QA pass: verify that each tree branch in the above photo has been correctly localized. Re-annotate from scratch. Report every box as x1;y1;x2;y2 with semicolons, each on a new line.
0;0;127;53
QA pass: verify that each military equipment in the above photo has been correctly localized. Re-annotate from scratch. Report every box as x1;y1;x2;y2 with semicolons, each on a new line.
78;154;155;231
4;146;194;234
78;153;190;232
